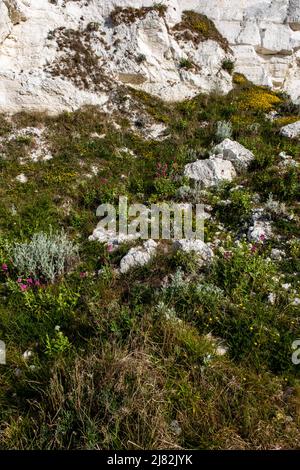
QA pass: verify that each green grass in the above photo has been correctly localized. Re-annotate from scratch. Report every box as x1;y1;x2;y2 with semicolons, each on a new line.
0;81;299;449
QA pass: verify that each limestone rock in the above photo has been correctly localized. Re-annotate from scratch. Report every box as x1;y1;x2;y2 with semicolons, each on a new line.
184;156;236;187
248;220;273;242
15;173;28;183
212;139;254;171
120;239;157;274
173;239;213;262
89;226;140;250
0;0;299;114
280;120;300;139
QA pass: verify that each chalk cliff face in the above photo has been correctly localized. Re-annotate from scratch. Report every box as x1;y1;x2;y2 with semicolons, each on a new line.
0;0;299;113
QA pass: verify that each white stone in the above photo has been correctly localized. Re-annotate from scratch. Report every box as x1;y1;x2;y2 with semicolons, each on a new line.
173;239;213;262
216;344;228;356
120;239;157;274
248;221;273;242
89;226;140;249
212;139;254;171
280;120;300;139
184;156;236;187
15;173;28;183
271;249;285;261
23;349;33;360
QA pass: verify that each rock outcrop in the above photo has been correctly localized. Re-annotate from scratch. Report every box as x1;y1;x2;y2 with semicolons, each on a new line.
0;0;299;114
211;139;255;172
120;239;157;273
184;156;237;187
173;239;213;262
280;120;300;139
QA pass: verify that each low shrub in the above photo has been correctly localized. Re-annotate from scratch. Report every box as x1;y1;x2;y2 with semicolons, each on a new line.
8;229;78;283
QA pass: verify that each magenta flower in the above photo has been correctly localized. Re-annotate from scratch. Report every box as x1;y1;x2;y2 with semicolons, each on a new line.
20;283;28;292
259;234;266;241
17;278;22;283
1;263;8;272
251;245;257;253
26;278;33;285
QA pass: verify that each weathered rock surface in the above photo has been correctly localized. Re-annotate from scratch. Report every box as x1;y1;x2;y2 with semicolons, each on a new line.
248;209;273;242
212;139;254;172
0;0;299;114
174;239;213;262
248;220;273;242
184;156;237;187
280;120;300;139
120;239;157;273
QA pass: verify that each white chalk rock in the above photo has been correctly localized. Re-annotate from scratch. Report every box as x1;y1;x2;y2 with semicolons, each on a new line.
174;239;213;262
248;221;273;242
120;239;157;274
184;156;236;187
280;120;300;139
0;0;299;114
212;139;254;171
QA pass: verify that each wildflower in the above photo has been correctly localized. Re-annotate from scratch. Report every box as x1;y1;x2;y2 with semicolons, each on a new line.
107;244;114;253
156;162;168;179
1;263;8;272
259;234;265;241
80;271;87;278
20;283;28;292
26;278;33;285
251;244;257;253
34;279;41;287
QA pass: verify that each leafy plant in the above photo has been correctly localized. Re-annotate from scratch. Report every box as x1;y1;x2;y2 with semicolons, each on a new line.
9;229;78;282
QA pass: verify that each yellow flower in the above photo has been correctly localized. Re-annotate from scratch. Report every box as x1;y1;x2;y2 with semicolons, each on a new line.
238;88;282;112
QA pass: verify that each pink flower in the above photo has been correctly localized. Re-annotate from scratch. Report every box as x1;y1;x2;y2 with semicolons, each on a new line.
107;244;114;253
17;278;22;283
259;234;266;241
26;278;33;285
251;245;257;253
34;280;41;287
1;263;8;272
80;271;87;278
20;283;28;292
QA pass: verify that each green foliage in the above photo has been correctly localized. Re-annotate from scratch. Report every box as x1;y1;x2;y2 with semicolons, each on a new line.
8;229;78;282
179;58;194;69
215;120;233;142
45;330;71;357
0;86;299;450
222;58;235;74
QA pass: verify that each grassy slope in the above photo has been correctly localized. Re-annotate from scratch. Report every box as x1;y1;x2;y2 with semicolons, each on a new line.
0;78;299;449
